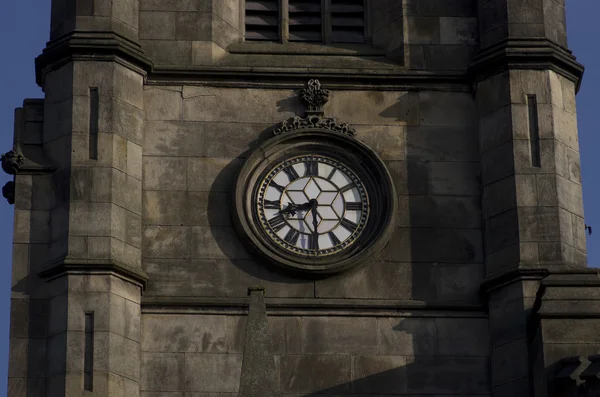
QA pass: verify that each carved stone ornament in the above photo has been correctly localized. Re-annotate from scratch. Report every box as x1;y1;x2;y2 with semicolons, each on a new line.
1;147;24;175
300;79;329;115
2;181;14;205
274;115;357;137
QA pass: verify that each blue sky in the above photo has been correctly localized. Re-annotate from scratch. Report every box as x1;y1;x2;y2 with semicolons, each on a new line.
0;1;598;394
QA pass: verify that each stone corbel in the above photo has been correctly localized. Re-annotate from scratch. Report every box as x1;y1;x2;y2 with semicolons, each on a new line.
1;143;56;176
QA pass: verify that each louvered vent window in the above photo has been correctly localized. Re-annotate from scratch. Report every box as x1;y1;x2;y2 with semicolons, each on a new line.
331;0;365;43
245;0;366;43
245;0;280;41
289;0;322;42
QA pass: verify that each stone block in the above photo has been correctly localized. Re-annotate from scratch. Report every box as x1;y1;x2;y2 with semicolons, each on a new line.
315;261;416;300
518;206;560;242
509;70;551;105
424;44;475;70
435;318;490;356
141;353;185;391
481;141;515;186
182;87;302;124
552;105;579;150
144;87;183;121
127;141;143;180
143;157;187;191
140;0;210;11
356;125;406;161
191;226;250;260
384;227;483;263
406;356;489;394
378;318;436;355
212;0;239;28
69;202;112;236
330;91;419;126
507;0;545;23
8;338;28;378
139;11;176;40
353;356;407;394
406;125;478;162
143;121;268;158
492;338;529;385
142;315;227;353
191;41;228;65
143;191;231;226
420;92;476;126
429;161;481;196
114;65;143;109
406;196;482;228
493;377;530;397
482;177;517;219
301;317;377;354
476;71;511;115
269;317;303;354
406;17;441;44
436;262;485;303
112;169;142;215
143;259;314;298
186;157;243;192
440;17;477;44
184;354;242;392
279;354;351;394
479;104;513;153
110;99;144;145
211;16;240;49
542;319;600;343
175;12;211;40
141;40;192;65
556;177;583;219
485;209;520;255
143;226;191;258
490;298;534;347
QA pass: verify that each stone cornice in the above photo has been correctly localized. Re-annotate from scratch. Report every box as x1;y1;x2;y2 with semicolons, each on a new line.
480;265;598;295
35;31;153;87
469;38;585;92
38;258;149;290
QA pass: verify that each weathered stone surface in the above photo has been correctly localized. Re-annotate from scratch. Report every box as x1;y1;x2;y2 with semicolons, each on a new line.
330;91;419;126
186;157;243;192
279;354;351;394
353;355;407;393
143;226;190;258
301;317;377;354
144;87;183;121
406;125;478;162
142;315;227;353
406;356;489;394
185;354;242;392
143;191;231;226
492;338;530;386
143;157;187;191
141;353;185;391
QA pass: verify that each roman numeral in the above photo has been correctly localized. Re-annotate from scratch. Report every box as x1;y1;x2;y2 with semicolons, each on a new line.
283;166;300;181
305;161;318;176
267;214;286;232
341;218;358;233
308;234;319;250
270;181;285;193
284;229;300;246
264;199;280;209
328;231;341;246
345;202;362;211
340;183;355;193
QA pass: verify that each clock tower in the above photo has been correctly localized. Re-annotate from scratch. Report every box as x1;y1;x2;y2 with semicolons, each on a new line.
6;0;600;396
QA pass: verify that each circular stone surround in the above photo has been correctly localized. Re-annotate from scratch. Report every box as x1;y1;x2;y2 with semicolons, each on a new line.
233;128;398;275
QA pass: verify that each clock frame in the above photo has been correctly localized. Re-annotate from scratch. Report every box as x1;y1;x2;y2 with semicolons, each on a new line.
233;120;398;275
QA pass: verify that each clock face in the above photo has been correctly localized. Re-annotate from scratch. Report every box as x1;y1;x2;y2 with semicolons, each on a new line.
255;155;369;257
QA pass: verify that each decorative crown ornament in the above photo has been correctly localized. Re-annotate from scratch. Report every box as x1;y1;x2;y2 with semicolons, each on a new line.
300;79;329;116
1;145;24;175
274;80;356;138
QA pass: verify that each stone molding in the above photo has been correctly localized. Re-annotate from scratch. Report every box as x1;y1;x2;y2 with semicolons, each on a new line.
38;258;149;290
141;296;487;317
469;38;585;91
35;31;152;87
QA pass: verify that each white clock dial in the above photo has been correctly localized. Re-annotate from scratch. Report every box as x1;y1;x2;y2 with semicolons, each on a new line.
256;155;369;256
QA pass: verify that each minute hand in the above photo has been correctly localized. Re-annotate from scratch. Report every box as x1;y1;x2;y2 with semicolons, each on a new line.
281;202;311;216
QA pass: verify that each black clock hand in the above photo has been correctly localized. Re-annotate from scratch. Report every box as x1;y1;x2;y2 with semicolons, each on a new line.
310;199;319;234
281;201;311;216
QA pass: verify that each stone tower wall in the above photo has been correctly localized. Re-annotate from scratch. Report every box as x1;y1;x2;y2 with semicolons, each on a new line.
6;0;593;396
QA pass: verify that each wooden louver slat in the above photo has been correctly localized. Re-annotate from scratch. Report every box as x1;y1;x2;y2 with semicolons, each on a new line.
330;0;365;43
245;0;280;41
289;0;322;42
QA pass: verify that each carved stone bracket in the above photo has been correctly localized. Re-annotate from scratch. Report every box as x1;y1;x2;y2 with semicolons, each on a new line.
1;147;24;175
2;181;15;205
299;79;329;116
274;115;356;137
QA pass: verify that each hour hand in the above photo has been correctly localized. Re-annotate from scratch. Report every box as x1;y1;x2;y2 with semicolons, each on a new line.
281;202;309;216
